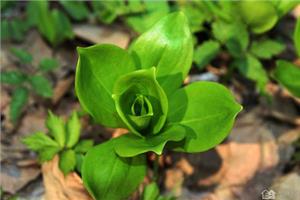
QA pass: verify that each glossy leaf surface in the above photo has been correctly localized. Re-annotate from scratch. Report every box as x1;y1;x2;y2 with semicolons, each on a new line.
75;44;137;128
130;12;193;96
82;140;146;200
114;125;186;157
167;82;242;152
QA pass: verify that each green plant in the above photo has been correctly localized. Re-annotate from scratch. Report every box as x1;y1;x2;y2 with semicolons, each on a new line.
273;60;300;98
23;111;93;175
1;48;57;123
75;12;242;200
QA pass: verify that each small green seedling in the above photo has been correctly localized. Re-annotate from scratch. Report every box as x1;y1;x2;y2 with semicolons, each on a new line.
1;48;58;123
23;111;93;175
75;12;242;200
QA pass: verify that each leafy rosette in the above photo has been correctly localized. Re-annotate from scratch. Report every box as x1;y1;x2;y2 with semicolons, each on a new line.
75;12;242;200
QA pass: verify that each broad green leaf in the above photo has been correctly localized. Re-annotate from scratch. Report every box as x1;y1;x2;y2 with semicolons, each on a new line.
75;44;137;128
59;0;89;21
22;131;59;151
250;39;285;59
82;140;146;200
273;60;300;98
130;12;193;96
59;149;76;175
65;112;81;148
10;48;32;64
212;20;249;57
1;71;26;85
142;182;160;200
46;111;66;147
236;1;278;34
114;125;186;157
167;82;242;153
125;0;170;33
28;75;53;97
193;40;220;70
10;87;28;123
38;58;58;72
112;68;168;136
232;54;269;92
74;140;94;154
295;18;300;57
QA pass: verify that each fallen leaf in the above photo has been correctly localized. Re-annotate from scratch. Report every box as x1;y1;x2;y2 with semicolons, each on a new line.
42;155;92;200
73;24;130;48
52;76;74;104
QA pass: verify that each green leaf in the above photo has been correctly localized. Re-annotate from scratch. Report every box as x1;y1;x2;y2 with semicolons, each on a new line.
130;12;193;96
28;75;53;98
75;153;84;173
1;20;9;40
65;112;81;148
10;87;28;123
59;0;89;21
38;147;61;162
22;131;61;162
142;182;160;200
10;48;32;64
46;111;66;147
177;1;211;33
22;131;59;151
273;0;299;18
82;140;146;200
38;58;59;72
236;1;278;34
32;1;73;46
167;81;242;153
232;54;269;92
91;1;125;24
250;39;285;59
114;125;186;157
59;149;76;175
74;140;94;154
75;44;137;128
193;40;220;70
112;68;168;136
1;71;26;85
273;60;300;98
294;18;300;57
212;20;249;57
51;9;74;45
125;1;170;34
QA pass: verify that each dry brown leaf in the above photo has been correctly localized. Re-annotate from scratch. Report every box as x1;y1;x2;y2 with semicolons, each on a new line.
42;156;92;200
165;168;184;196
52;76;74;104
176;158;194;175
73;25;130;48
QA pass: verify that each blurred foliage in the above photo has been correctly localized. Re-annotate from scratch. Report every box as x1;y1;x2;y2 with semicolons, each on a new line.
0;48;57;123
1;0;299;95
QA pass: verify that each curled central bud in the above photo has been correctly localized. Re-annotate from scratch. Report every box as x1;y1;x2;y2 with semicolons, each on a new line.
128;94;153;131
112;68;168;137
